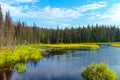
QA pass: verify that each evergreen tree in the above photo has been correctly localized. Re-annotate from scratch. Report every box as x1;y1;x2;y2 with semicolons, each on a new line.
0;5;4;51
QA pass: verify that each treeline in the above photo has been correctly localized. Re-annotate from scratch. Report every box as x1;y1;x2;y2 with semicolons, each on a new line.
40;25;120;43
0;6;120;47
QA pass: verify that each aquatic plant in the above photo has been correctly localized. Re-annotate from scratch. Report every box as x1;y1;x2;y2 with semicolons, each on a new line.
14;63;26;73
81;63;118;80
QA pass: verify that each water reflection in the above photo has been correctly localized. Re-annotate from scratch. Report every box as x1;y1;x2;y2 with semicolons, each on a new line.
0;69;12;80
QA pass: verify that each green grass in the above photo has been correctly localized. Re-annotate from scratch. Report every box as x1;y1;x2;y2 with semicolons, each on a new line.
14;63;26;73
81;63;118;80
0;46;43;67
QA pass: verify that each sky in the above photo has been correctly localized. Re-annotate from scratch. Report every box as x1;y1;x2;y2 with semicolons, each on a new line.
0;0;120;28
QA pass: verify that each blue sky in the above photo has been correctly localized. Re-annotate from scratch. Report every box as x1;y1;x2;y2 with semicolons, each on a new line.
0;0;120;28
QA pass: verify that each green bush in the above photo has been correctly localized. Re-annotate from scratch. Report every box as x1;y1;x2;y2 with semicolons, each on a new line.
81;63;118;80
14;63;26;73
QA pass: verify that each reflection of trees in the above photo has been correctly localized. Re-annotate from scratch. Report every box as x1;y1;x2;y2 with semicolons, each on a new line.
0;63;27;80
33;61;38;68
5;70;12;80
0;69;12;80
0;70;4;80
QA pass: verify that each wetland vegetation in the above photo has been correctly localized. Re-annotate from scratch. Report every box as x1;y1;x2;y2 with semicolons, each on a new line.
81;63;118;80
42;44;100;50
0;46;43;68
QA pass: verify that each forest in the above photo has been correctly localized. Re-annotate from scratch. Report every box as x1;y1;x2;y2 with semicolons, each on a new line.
0;6;120;47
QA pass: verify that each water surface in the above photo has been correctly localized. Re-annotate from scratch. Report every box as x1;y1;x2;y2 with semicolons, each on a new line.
2;45;120;80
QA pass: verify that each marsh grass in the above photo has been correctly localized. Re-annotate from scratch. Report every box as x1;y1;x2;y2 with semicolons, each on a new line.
81;63;118;80
42;44;100;50
111;43;120;47
0;46;43;68
14;63;26;73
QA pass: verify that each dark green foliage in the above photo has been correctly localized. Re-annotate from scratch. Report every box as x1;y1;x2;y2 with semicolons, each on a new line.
81;63;118;80
0;5;3;48
0;6;120;45
37;25;120;44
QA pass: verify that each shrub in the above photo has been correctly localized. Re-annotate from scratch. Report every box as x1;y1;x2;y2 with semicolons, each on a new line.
14;63;26;73
81;63;118;80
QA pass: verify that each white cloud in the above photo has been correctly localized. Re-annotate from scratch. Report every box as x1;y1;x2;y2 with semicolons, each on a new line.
90;3;120;25
0;0;38;3
27;6;82;19
76;2;106;12
0;1;107;27
24;2;106;19
15;0;38;3
0;2;27;17
104;4;120;21
0;2;20;14
0;1;106;19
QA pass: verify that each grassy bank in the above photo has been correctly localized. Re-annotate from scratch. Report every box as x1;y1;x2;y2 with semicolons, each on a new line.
42;43;100;50
110;43;120;47
0;43;100;68
0;42;119;69
0;46;43;68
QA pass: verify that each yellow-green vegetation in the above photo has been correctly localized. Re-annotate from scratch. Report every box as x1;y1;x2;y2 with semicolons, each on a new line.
81;63;118;80
42;44;100;50
110;43;120;47
14;63;26;73
0;46;43;67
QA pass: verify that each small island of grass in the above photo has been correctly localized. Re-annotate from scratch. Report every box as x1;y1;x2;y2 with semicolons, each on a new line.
14;63;26;74
81;63;118;80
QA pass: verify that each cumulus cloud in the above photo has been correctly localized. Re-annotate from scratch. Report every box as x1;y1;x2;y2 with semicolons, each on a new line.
0;0;108;27
90;3;120;25
76;2;106;12
103;4;120;21
0;2;28;17
0;1;106;19
26;6;82;19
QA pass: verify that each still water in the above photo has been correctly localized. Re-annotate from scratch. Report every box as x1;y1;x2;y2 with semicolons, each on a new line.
2;45;120;80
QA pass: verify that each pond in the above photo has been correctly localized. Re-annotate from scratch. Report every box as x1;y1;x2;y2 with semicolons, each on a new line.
1;45;120;80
